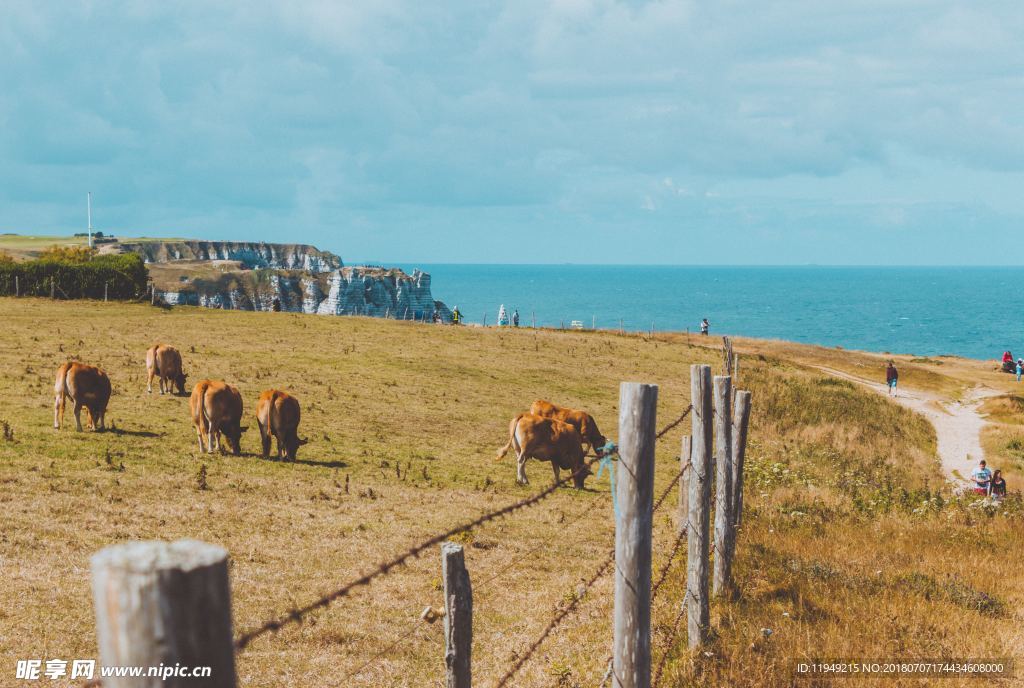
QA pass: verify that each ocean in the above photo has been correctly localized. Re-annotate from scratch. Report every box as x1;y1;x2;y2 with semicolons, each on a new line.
398;265;1022;361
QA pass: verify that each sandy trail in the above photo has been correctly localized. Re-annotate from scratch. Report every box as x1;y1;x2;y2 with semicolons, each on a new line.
812;366;999;484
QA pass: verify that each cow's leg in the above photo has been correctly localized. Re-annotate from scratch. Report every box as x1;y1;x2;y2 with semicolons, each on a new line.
516;451;529;485
73;402;84;432
208;419;219;454
53;392;64;429
275;433;284;461
195;424;206;453
552;463;561;485
258;421;271;458
146;370;153;394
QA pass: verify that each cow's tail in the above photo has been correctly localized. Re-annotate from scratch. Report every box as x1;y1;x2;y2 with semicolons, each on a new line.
53;363;73;429
496;413;524;460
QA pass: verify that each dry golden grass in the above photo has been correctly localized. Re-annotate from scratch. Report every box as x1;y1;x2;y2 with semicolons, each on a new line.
1;297;1021;688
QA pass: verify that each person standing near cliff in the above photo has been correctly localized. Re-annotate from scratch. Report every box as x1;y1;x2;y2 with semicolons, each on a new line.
452;306;462;325
886;361;898;397
512;309;520;327
700;318;710;336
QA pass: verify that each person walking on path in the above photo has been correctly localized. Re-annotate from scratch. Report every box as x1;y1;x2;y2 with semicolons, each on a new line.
971;459;992;495
885;361;899;397
1016;359;1022;382
451;306;462;325
990;469;1007;500
700;318;710;336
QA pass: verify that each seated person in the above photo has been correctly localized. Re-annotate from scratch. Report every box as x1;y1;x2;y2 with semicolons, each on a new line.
990;469;1007;500
971;460;992;495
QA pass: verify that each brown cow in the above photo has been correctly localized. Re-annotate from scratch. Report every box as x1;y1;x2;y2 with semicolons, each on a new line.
189;380;246;455
256;389;308;461
529;400;608;455
496;413;591;488
146;344;188;395
54;362;111;431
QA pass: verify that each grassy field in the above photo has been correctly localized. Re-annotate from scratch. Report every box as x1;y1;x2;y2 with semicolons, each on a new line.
1;298;1021;687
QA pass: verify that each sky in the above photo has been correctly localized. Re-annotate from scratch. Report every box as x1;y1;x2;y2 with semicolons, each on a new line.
1;1;1022;265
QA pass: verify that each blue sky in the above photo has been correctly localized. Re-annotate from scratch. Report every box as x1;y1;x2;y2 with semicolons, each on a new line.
1;1;1022;264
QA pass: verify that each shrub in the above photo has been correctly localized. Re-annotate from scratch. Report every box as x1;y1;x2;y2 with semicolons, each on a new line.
38;244;97;263
0;252;148;300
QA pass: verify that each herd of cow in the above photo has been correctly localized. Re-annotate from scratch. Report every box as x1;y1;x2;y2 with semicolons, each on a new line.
51;344;609;485
52;344;307;461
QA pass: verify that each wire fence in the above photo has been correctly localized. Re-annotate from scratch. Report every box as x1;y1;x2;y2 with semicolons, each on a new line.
81;402;703;687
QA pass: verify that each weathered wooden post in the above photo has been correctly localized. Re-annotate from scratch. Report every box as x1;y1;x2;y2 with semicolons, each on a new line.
676;435;691;537
713;376;734;597
104;281;109;302
90;540;236;687
732;390;752;528
51;276;55;299
531;310;536;328
442;542;472;688
14;274;19;296
687;365;712;649
733;353;740;383
613;382;658;688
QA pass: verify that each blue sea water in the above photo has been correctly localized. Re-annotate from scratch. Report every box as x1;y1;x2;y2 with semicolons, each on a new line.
399;265;1023;361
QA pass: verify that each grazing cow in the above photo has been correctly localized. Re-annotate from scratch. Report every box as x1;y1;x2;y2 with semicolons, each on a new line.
146;344;188;395
495;413;592;488
256;389;308;461
190;380;246;455
54;362;111;431
529;400;608;455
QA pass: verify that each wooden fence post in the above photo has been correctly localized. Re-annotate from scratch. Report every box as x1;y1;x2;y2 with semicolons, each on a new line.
90;540;236;687
531;311;536;328
613;382;658;688
687;364;713;649
51;276;55;299
104;281;109;302
676;435;691;537
713;376;734;598
14;274;19;297
733;353;740;383
442;542;472;688
732;391;752;528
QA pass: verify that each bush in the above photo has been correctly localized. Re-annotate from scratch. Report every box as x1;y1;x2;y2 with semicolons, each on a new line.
0;253;148;300
38;244;96;263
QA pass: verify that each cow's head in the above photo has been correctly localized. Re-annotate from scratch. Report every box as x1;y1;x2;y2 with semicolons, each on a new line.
224;424;249;456
285;435;310;462
571;459;592;489
582;416;607;454
174;372;188;396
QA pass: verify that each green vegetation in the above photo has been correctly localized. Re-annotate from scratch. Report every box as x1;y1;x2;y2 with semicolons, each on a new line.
0;251;148;299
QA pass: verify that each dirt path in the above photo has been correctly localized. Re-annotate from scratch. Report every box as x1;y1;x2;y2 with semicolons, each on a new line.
813;366;999;484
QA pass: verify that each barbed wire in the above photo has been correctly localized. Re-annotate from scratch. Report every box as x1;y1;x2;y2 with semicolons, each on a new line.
652;601;688;688
652;458;690;515
655;405;693;441
651;530;687;602
234;457;600;651
495;548;616;688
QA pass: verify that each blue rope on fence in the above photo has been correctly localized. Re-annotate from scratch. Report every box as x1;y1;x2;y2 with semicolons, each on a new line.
594;441;620;520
